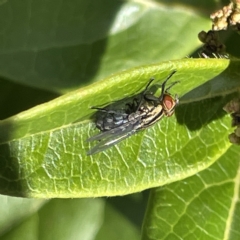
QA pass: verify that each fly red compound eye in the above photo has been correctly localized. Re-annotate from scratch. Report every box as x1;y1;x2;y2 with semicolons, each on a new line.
163;94;179;117
87;71;179;155
164;95;174;109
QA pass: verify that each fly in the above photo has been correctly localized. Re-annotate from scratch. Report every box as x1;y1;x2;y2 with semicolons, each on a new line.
87;70;179;155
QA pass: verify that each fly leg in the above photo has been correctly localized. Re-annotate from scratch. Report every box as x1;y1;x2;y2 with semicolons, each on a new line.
143;70;178;104
158;70;177;101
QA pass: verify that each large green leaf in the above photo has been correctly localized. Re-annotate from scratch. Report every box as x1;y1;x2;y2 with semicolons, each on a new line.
1;198;105;240
142;145;240;240
0;195;46;235
1;58;240;198
0;0;210;92
0;195;141;240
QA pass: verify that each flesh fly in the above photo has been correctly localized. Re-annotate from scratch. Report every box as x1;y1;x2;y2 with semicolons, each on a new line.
87;71;179;155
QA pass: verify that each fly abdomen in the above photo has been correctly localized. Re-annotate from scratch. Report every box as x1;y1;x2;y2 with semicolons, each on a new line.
96;110;129;131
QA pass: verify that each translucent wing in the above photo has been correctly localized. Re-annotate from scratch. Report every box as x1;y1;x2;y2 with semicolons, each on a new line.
87;121;138;155
87;131;135;155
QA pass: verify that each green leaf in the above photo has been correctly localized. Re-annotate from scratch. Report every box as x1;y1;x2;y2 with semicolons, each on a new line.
142;145;240;240
1;58;240;198
0;0;209;92
95;204;140;240
0;195;46;235
0;198;105;240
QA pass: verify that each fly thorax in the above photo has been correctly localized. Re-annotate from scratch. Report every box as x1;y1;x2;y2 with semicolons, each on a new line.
128;111;141;123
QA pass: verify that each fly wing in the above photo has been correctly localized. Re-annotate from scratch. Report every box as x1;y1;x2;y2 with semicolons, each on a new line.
87;121;138;155
87;123;130;142
87;130;136;155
